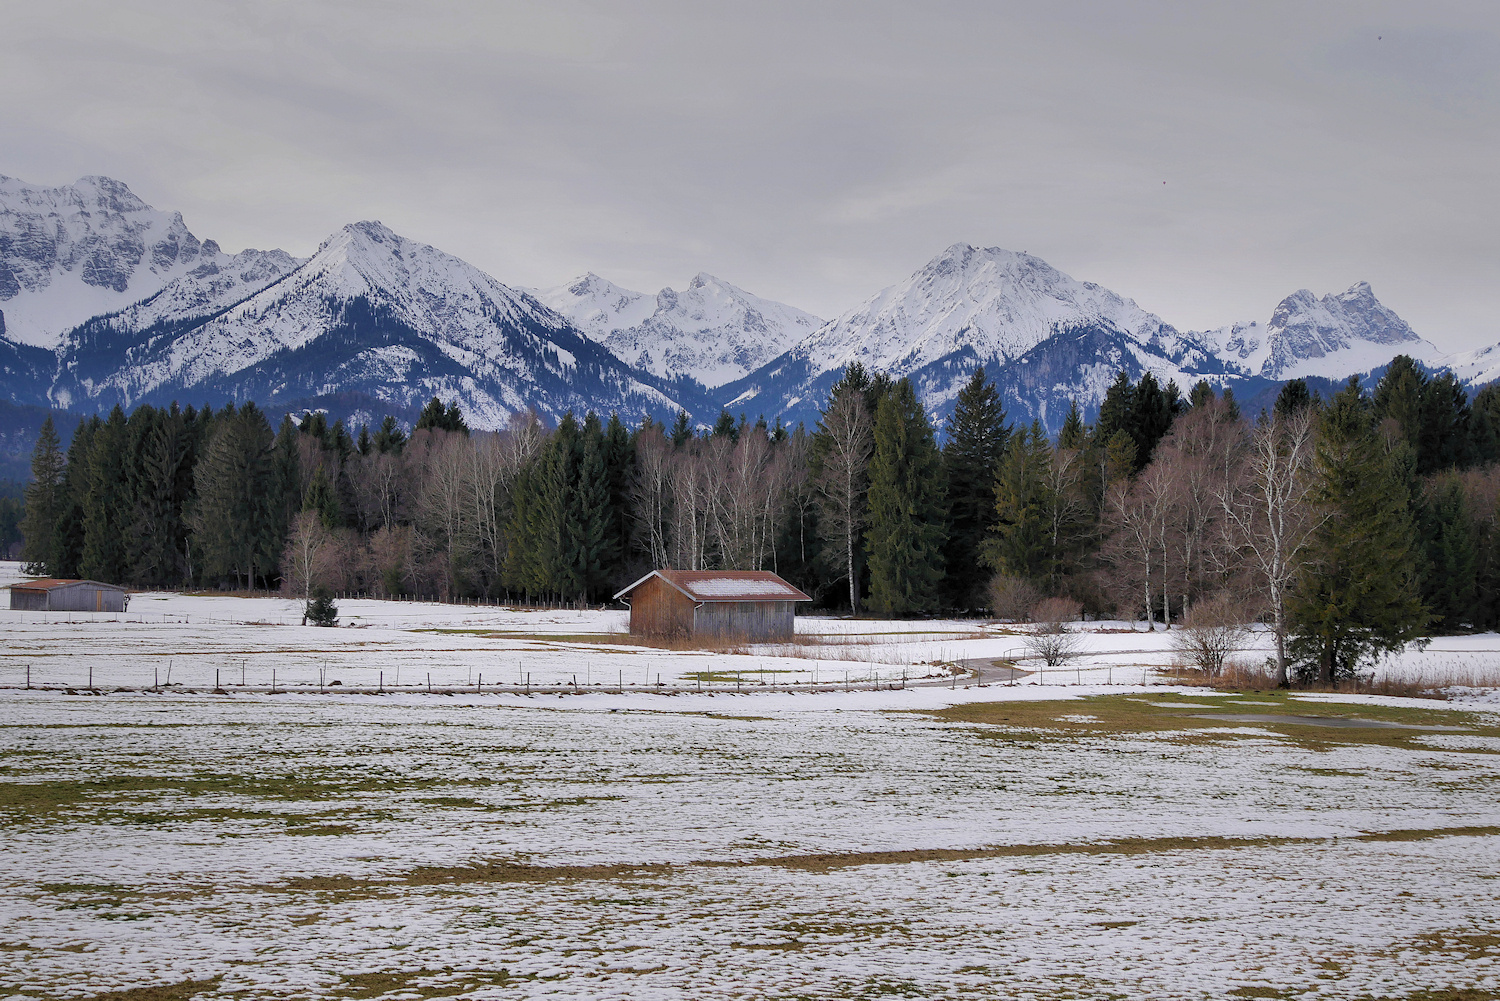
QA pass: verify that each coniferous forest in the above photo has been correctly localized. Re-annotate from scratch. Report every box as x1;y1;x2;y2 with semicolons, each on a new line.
18;356;1500;684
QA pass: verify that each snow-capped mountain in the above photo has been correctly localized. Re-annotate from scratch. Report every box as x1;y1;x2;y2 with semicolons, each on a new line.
1195;282;1442;381
533;272;823;388
718;243;1229;428
0;175;263;348
48;220;702;428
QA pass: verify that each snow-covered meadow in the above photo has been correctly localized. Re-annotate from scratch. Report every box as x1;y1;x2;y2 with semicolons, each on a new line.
2;561;1497;694
6;562;1500;998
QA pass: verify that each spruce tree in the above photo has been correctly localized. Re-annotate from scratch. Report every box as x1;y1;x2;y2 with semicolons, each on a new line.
303;466;342;530
80;406;130;583
670;411;693;447
1420;475;1481;632
568;413;612;602
981;424;1052;584
373;415;407;455
1288;378;1429;683
711;411;738;440
1274;379;1314;418
1471;385;1500;465
603;413;633;581
415;397;448;432
1057;400;1086;450
1419;372;1471;473
941;368;1010;609
20;417;66;574
865;379;945;616
1095;372;1135;449
189;403;277;589
50;417;97;579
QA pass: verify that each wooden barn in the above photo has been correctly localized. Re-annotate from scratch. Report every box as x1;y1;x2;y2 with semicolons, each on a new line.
8;579;127;613
613;570;811;641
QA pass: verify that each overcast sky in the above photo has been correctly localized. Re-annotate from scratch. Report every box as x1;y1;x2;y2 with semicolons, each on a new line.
2;0;1496;348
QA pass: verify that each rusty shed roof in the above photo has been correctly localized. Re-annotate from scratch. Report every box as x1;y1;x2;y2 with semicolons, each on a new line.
613;569;812;603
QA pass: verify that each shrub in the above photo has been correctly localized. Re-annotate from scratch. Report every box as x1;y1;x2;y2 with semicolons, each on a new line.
1172;595;1251;677
989;574;1041;622
1023;596;1084;666
305;585;339;627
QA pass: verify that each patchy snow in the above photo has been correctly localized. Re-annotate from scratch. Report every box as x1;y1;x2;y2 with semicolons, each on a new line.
1;681;1498;998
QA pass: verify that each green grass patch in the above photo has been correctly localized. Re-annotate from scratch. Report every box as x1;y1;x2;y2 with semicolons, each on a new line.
920;692;1500;753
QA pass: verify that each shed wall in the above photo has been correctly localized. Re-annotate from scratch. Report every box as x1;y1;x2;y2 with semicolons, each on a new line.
10;589;47;611
693;600;794;641
628;576;695;637
21;584;127;613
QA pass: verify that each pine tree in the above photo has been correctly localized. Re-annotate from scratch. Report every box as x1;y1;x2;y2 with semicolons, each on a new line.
1288;378;1429;683
1372;355;1426;447
670;411;693;447
1188;380;1216;410
127;405;195;585
865;379;945;616
941;368;1010;609
1133;373;1176;465
1095;372;1135;449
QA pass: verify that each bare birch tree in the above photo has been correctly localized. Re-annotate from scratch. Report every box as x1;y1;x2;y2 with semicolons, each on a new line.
1218;409;1323;686
814;390;873;614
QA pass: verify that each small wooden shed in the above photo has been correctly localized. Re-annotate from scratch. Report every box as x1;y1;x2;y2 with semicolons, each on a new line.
614;570;812;641
8;579;127;613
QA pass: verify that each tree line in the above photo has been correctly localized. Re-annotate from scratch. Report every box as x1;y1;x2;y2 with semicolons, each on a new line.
18;357;1500;683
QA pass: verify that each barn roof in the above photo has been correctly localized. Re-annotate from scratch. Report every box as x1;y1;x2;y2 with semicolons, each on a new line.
8;579;125;592
613;569;812;603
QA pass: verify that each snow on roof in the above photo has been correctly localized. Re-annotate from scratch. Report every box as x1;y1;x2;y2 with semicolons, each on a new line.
9;578;125;591
613;570;812;603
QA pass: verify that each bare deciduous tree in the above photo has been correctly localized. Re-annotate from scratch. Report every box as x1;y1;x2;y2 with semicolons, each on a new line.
1171;593;1253;676
814;390;873;614
1218;409;1324;686
1024;596;1085;666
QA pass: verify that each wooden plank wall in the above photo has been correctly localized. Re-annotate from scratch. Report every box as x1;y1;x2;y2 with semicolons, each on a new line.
628;577;695;636
693;600;794;641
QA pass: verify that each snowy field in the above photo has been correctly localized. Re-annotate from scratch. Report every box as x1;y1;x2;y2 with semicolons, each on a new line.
2;561;1498;694
3;685;1500;1000
6;563;1500;997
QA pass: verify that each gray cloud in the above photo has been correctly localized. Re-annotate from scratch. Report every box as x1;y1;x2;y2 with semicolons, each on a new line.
2;0;1496;348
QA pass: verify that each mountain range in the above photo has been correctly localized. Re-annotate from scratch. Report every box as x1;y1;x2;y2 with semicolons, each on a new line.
0;174;1493;440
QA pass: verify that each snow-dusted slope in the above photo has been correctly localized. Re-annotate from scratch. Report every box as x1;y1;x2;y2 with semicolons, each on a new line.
51;221;697;428
0;175;251;348
535;272;824;388
788;243;1186;377
720;243;1225;427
